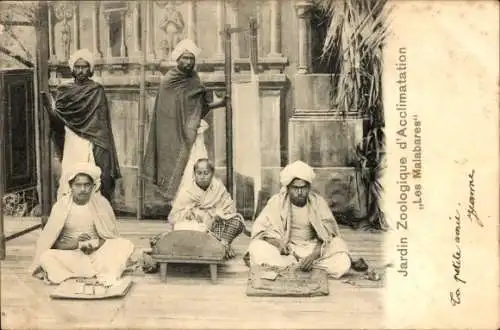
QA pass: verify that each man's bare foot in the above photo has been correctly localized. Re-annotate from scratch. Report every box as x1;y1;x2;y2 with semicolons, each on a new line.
242;226;251;237
351;257;369;272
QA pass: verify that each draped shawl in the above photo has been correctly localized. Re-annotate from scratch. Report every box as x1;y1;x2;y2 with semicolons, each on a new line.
51;80;121;180
168;177;244;228
251;190;341;255
28;193;120;276
143;67;210;200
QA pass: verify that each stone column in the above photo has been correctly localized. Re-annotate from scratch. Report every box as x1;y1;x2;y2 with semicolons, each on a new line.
215;0;225;59
129;2;141;58
103;11;112;58
120;11;127;57
72;2;80;51
146;0;156;60
53;2;73;62
255;1;262;53
186;0;197;42
48;4;57;81
294;1;313;73
48;4;55;60
227;0;239;58
92;1;102;59
268;0;281;56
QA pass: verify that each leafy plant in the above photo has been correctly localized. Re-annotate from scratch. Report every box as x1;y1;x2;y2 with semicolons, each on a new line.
319;0;390;230
355;105;388;230
0;1;38;68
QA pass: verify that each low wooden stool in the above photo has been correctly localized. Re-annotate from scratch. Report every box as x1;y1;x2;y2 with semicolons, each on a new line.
150;230;226;284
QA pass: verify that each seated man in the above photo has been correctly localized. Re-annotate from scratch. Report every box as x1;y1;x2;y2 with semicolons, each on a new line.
248;161;365;279
156;158;249;259
28;163;135;286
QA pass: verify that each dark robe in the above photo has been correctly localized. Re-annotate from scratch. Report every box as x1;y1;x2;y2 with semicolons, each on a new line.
50;79;121;202
143;67;211;201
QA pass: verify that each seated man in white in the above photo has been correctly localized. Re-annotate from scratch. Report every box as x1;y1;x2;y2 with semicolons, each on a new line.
248;161;361;279
28;163;135;285
165;158;249;259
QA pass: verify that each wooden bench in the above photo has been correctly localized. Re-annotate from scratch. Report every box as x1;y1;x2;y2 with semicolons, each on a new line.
150;230;226;284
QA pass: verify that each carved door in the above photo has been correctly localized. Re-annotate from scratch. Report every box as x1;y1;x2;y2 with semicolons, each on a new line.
0;69;37;194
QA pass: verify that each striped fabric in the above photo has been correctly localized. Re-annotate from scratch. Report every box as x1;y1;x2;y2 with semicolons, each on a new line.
209;217;245;244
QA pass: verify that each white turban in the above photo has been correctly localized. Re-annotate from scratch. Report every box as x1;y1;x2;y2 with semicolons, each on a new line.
280;161;316;187
171;39;201;61
68;48;95;72
58;162;102;199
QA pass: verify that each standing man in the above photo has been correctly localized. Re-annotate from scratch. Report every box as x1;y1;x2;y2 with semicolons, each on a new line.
144;39;226;204
45;48;121;202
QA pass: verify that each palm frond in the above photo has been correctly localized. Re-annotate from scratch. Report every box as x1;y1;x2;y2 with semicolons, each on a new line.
319;0;388;230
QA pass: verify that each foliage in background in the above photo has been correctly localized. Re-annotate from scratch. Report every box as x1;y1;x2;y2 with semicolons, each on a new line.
0;1;38;68
2;191;39;217
319;0;390;230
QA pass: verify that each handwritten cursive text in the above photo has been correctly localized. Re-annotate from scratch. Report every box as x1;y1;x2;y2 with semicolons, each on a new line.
467;170;483;227
450;207;466;306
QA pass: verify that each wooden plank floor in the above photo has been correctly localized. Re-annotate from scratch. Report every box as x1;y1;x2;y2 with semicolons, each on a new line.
1;217;386;330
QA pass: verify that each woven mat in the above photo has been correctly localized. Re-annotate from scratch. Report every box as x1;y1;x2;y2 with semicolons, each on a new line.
50;277;133;300
246;266;329;297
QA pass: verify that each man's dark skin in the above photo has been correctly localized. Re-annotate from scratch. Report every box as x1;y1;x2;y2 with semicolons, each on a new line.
192;159;237;259
193;159;214;191
73;58;92;84
42;56;121;202
262;178;323;272
177;52;228;110
69;174;105;255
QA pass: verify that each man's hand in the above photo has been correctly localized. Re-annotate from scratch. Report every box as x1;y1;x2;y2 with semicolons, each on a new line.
207;95;230;110
263;237;290;255
41;92;54;113
272;239;290;255
278;241;290;256
79;240;93;255
78;233;92;241
191;208;206;223
215;209;227;220
299;247;321;272
78;235;101;255
223;95;230;106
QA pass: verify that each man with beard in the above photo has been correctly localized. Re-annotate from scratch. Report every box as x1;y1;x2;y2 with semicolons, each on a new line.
143;39;226;205
44;48;121;202
28;163;134;286
247;161;368;279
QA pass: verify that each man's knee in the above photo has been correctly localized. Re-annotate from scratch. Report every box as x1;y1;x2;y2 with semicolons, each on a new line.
325;252;351;279
329;236;349;254
249;239;285;266
249;239;277;256
39;249;60;265
105;238;135;254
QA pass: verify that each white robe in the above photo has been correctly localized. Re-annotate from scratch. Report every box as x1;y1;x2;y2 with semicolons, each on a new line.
32;192;134;286
174;119;209;200
57;127;97;199
248;191;351;279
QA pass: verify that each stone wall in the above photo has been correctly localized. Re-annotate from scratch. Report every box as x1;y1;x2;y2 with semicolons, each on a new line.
289;74;368;217
40;1;369;219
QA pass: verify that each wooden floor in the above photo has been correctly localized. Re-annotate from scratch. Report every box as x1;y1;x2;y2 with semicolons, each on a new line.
1;217;386;330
